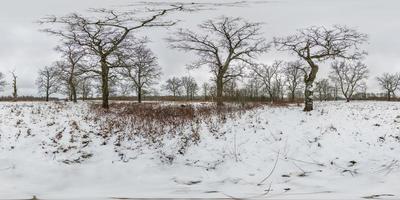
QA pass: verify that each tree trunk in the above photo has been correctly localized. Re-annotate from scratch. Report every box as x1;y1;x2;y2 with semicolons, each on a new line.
69;88;73;101
304;81;314;111
46;88;49;102
388;91;391;101
291;91;295;102
137;87;142;103
71;84;77;103
216;76;224;106
303;61;318;112
101;59;110;109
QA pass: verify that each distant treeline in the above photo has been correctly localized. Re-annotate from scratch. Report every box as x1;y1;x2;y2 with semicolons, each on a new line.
1;93;400;103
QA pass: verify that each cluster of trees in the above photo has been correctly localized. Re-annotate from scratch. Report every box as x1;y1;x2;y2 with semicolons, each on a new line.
163;76;199;100
1;3;399;111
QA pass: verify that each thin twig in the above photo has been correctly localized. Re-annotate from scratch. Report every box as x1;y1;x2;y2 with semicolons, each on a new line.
258;151;280;186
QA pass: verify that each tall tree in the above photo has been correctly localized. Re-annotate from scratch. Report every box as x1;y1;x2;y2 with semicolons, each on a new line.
251;60;282;102
377;73;400;101
202;82;210;100
168;16;269;105
329;60;369;102
55;42;86;103
245;73;262;99
119;42;161;103
284;61;304;102
181;76;198;100
40;4;199;109
77;76;93;101
36;66;60;101
164;77;183;98
274;25;368;111
315;79;331;101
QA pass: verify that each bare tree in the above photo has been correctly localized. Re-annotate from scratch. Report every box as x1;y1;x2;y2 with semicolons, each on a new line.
331;82;340;101
358;82;368;100
274;25;368;111
252;60;282;102
55;42;86;103
164;77;183;98
202;82;210;100
330;60;369;102
77;76;93;101
181;76;198;100
245;73;262;99
119;42;161;103
377;73;400;101
11;71;17;101
39;2;247;108
284;61;304;102
168;16;269;105
315;79;331;101
36;66;60;101
224;78;239;98
272;74;286;101
40;4;199;109
0;72;6;93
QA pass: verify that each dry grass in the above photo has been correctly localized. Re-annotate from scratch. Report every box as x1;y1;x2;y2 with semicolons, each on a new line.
89;102;264;158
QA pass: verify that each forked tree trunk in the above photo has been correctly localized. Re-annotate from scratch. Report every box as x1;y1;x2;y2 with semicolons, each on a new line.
346;94;351;102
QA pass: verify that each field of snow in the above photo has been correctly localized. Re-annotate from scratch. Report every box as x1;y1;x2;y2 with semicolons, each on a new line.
0;101;399;200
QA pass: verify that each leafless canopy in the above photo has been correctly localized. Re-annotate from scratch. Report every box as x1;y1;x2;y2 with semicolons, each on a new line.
55;41;86;102
274;25;368;62
251;60;283;101
274;25;368;111
181;76;199;100
36;66;60;101
39;2;249;108
315;78;332;101
376;73;400;101
330;60;369;102
167;16;269;105
283;61;305;101
119;42;161;103
163;77;183;98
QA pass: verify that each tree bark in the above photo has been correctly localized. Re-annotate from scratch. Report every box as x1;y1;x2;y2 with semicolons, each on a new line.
137;87;142;103
101;59;110;109
304;61;318;112
46;88;49;102
290;90;295;102
71;84;77;103
216;76;224;106
304;81;314;111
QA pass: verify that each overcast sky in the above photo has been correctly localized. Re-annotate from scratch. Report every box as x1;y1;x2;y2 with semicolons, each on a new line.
0;0;399;96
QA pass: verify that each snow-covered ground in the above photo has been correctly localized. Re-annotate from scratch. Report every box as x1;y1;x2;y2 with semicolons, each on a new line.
0;101;399;200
